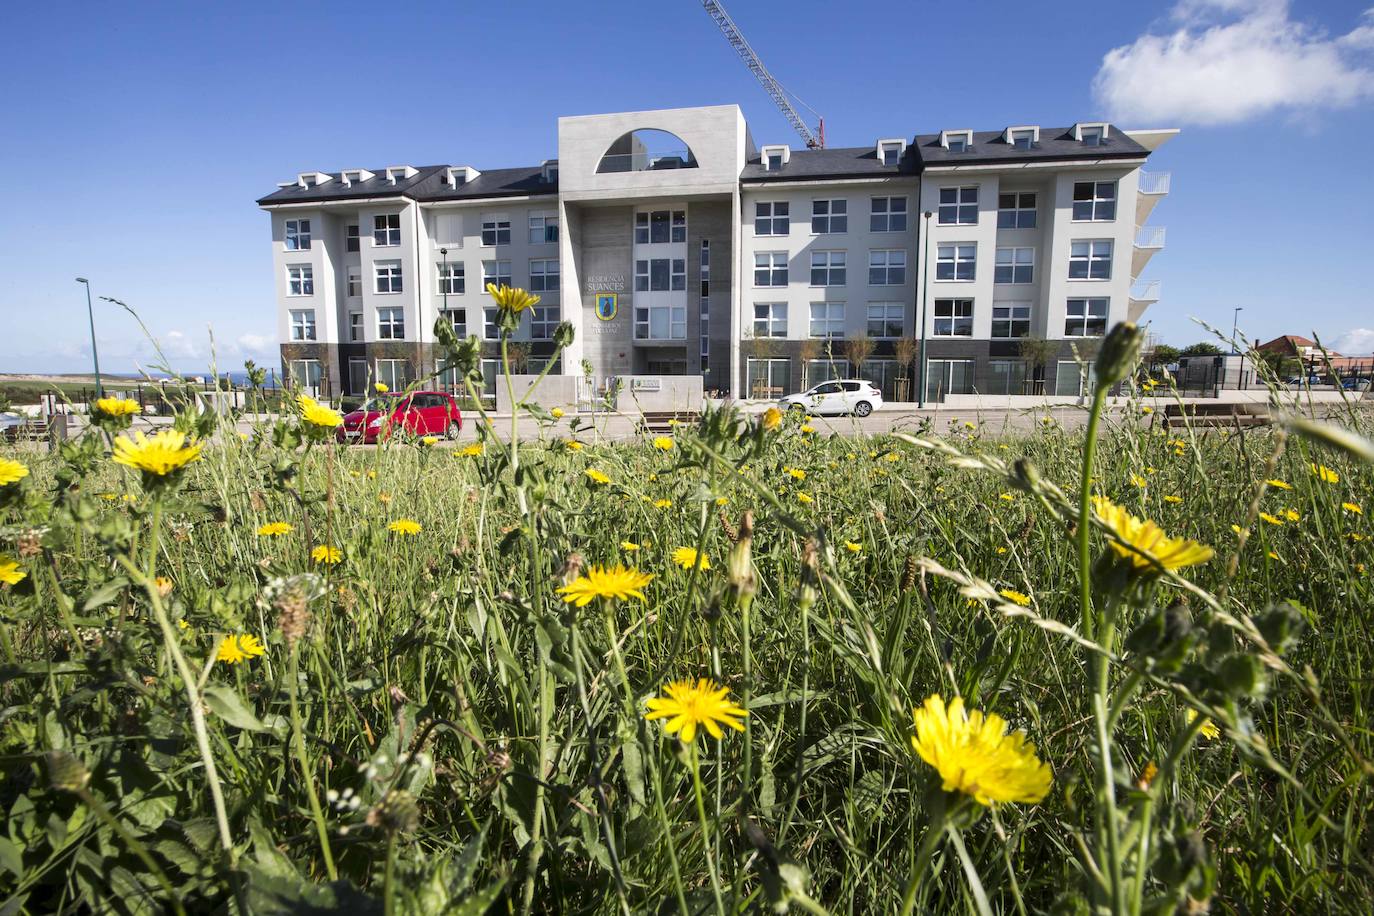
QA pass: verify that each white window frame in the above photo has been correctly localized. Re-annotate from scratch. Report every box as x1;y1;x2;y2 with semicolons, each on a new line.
346;223;360;252
879;140;904;165
377;306;405;340
346;267;362;299
483;306;499;339
634;303;687;340
286;264;313;297
991;303;1032;339
635;209;687;244
375;358;408;390
529;258;559;292
528;213;559;244
289;309;316;341
530;305;560;340
440;308;466;338
808;301;845;339
753;252;788;287
635;258;686;292
997;192;1036;229
868;249;906;286
933;299;974;337
374;261;402;294
482;260;512;290
348;311;363;342
481;214;511;247
811;199;848;234
1008;128;1037;150
373;213;400;247
926;358;975;397
994;247;1034;284
747;358;792;397
1065;298;1109;337
866;302;904;339
935;244;976;282
938;186;978;225
284;219;311;251
1069;240;1113;280
752;302;787;338
437;262;465;295
754;201;790;236
870;196;907;232
810;251;847;287
1072;181;1117;222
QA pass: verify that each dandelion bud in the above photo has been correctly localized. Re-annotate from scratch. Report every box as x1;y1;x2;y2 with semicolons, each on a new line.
553;321;576;349
1254;602;1304;654
728;511;756;601
366;789;420;835
46;750;90;792
1217;653;1265;698
1093;321;1144;388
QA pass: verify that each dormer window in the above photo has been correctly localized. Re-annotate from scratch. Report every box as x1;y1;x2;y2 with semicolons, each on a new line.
1074;122;1110;146
386;166;415;184
1005;126;1040;150
761;145;790;171
940;130;973;153
877;139;906;166
444;165;481;187
542;159;559;182
340;169;374;187
296;172;331;188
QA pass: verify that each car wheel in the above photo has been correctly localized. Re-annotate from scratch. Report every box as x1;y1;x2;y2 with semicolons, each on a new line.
853;401;873;417
445;420;461;440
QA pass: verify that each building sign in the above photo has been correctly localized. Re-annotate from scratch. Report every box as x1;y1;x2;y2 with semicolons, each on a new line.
630;377;661;392
586;274;626;292
594;294;617;321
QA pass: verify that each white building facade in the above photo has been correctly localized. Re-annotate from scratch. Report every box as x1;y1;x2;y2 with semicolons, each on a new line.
258;105;1174;401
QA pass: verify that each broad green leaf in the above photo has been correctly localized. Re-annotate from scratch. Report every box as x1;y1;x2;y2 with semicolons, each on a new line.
202;685;267;732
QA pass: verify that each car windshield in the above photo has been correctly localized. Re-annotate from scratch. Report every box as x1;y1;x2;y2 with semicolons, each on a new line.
359;397;398;413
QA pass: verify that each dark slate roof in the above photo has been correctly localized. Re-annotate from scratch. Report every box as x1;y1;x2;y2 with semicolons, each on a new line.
256;165;556;206
914;126;1148;168
740;146;918;183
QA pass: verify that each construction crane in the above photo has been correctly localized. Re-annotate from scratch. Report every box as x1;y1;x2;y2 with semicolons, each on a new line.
700;0;825;149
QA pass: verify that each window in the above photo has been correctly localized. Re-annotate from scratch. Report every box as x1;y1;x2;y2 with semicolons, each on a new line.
936;244;976;281
375;261;402;294
482;260;512;290
1065;298;1108;337
481;215;511;246
635;210;686;244
866;302;903;338
348;358;368;395
377;307;405;340
926;359;975;399
375;359;409;390
810;251;847;286
635;258;685;292
1055;360;1095;397
700;240;711;366
346;267;361;298
933;299;974;337
947;135;969;153
754;252;788;287
285;219;311;251
868;250;906;285
991;304;1031;339
373;214;400;246
938;186;978;225
634;303;687;340
287;265;313;296
870;197;907;232
288;359;322;392
1072;181;1117;221
437;262;465;295
753;303;787;338
1009;129;1035;150
441;308;466;338
483;307;498;338
755;201;790;236
1080;126;1105;147
994;247;1034;284
811;199;848;233
997;193;1036;229
289;309;316;341
765;150;784;171
349;311;363;342
747;359;792;398
988;360;1028;395
809;302;845;338
528;213;559;244
530;305;559;340
879;141;903;165
1069;240;1113;280
529;259;559;292
346;224;360;252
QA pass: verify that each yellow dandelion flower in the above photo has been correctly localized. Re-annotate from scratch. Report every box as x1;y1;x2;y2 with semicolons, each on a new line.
550;407;565;419
1130;474;1148;488
1137;761;1159;790
1266;479;1292;490
487;283;540;314
1311;464;1339;484
884;452;901;463
999;589;1031;607
1187;708;1220;740
154;576;173;598
388;519;422;536
584;468;611;485
1231;524;1243;535
1351;532;1368;542
910;694;1052;806
1259;512;1283;526
795;491;814;504
996;546;1008;555
460;443;484;457
297;394;343;430
374;382;389;393
1343;502;1362;515
843;541;862;553
621;541;641;551
257;521;292;537
1091;496;1214;574
366;470;377;479
112;430;204;477
963;421;977;430
1164;495;1183;504
652;436;674;451
94;397;140;418
800;424;815;434
311;545;342;565
785;467;806;481
556;564;654;606
644;678;747;743
998;493;1014;502
0;557;26;586
1268;551;1281;561
653;498;672;509
98;492;118;501
566;441;585;451
177;618;191;632
1284;509;1301;522
378;492;392;504
420;436;438;446
760;406;783;431
216;634;265;665
0;459;30;487
715;496;729;506
671;547;710;570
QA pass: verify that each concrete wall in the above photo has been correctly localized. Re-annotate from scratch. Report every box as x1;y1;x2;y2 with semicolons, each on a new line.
573;205;636;379
494;374;579;413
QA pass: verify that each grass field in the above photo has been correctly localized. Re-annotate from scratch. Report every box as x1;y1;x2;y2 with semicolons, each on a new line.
1;327;1373;914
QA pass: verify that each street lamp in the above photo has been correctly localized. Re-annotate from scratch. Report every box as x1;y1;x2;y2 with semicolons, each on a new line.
75;278;102;398
1231;307;1243;354
917;210;933;408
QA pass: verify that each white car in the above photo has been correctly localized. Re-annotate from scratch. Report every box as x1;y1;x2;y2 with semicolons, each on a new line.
779;379;883;417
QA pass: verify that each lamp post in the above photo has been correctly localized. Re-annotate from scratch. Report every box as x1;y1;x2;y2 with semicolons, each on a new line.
75;278;102;398
1231;306;1243;355
917;210;933;408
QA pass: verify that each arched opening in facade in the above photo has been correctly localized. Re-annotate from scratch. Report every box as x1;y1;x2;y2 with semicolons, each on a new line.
596;129;698;173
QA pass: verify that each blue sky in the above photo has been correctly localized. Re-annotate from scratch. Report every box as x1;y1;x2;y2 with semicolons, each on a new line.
2;0;1371;374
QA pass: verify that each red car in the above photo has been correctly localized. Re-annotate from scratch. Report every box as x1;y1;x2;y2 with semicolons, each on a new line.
337;391;463;444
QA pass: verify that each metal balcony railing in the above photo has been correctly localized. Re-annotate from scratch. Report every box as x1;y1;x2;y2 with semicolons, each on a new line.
1138;171;1171;195
596;150;698;174
1130;279;1161;300
1135;226;1166;248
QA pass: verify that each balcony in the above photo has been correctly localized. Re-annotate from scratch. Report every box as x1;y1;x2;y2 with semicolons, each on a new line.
1132;226;1166;277
1136;171;1170;223
1128;279;1161;322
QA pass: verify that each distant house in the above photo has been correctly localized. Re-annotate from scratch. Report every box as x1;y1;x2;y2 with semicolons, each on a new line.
1257;335;1370;376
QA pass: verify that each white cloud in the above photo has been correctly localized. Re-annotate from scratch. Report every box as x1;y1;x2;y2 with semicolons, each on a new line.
1093;2;1374;125
1331;328;1374;355
160;329;201;360
233;333;273;358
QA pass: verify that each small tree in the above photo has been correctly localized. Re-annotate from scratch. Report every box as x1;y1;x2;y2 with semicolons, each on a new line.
1180;342;1223;358
894;338;919;401
842;336;876;378
1017;337;1058;395
1150;344;1180;371
798;338;821;389
506;342;530;374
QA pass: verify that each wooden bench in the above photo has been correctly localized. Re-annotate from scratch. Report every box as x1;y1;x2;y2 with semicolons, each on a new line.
637;411;701;435
1163;403;1270;429
1;417;52;442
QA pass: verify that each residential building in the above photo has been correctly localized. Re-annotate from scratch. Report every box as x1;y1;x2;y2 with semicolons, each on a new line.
258;105;1174;401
